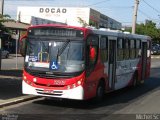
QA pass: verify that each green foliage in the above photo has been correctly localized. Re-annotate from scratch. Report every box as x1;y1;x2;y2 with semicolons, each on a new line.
126;21;160;43
77;17;88;27
0;14;14;34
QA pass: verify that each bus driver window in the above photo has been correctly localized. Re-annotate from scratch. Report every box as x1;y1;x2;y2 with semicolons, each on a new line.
87;36;98;68
90;45;96;62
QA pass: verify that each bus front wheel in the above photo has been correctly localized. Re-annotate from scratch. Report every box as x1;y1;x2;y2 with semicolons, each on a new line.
94;81;105;102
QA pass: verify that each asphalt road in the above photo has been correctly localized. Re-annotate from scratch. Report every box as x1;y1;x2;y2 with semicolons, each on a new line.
0;55;23;103
0;58;160;120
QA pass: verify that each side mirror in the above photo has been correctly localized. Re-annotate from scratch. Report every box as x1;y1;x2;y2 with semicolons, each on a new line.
90;46;96;60
19;36;27;57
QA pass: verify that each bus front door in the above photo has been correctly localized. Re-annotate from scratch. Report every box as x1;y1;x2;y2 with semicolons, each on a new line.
108;39;116;90
141;42;147;81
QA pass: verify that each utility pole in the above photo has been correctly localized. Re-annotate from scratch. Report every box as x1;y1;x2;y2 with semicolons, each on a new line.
0;0;4;15
132;0;139;34
0;0;3;70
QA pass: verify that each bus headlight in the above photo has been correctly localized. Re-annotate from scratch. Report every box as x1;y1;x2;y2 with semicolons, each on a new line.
33;78;37;82
77;80;82;85
23;76;27;80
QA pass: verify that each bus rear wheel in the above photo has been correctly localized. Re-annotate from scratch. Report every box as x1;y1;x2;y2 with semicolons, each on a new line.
133;72;138;86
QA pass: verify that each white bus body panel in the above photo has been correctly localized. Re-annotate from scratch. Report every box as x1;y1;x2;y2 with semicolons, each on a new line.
115;58;140;90
22;81;84;100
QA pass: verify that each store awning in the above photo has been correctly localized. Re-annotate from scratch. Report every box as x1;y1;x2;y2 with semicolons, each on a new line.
2;21;30;30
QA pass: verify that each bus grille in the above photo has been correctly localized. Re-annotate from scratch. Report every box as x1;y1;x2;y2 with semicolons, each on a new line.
34;83;65;88
36;89;63;96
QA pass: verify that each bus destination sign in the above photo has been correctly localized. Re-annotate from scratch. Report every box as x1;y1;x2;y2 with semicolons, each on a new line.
28;27;84;37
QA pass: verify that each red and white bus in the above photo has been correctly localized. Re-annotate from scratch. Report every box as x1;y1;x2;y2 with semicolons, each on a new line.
20;24;151;100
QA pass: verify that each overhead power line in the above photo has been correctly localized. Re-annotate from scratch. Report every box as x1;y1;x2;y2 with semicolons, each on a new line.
5;0;54;2
142;0;160;14
138;9;152;20
85;0;110;7
83;6;132;8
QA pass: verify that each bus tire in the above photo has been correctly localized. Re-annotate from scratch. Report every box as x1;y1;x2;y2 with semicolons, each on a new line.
133;72;138;86
94;80;105;102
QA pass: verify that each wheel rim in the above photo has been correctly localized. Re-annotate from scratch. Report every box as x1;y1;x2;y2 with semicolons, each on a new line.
97;85;103;98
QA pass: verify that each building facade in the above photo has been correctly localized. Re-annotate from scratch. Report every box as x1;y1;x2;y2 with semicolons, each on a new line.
17;7;122;30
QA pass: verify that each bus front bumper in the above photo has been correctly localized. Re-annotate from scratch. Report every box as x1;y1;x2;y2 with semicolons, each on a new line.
22;81;84;100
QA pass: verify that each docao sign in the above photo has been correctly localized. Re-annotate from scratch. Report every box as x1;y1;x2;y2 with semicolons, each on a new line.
39;8;67;14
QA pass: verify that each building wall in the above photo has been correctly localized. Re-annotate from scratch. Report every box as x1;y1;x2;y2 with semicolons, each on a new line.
17;7;122;29
17;7;90;27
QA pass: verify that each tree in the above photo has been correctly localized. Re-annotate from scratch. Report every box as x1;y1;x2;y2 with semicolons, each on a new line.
126;20;160;43
0;14;14;33
77;17;88;27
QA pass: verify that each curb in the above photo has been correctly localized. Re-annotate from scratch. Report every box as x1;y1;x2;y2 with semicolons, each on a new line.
0;75;22;80
151;55;160;59
151;56;160;59
0;95;41;108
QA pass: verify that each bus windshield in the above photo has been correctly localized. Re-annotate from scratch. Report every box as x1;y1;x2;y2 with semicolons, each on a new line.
24;38;85;73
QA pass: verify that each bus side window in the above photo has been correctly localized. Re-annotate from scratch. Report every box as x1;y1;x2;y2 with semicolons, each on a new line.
100;36;108;62
130;39;136;59
117;38;123;61
124;39;129;59
148;41;151;49
147;40;151;57
87;35;99;69
136;39;141;57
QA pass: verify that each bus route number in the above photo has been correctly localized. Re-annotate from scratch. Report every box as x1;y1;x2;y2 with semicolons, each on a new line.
54;80;66;85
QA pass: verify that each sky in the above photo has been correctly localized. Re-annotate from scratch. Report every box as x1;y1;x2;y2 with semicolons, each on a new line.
3;0;160;26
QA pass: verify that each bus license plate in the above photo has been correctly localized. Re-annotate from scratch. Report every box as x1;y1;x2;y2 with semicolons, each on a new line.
43;89;54;94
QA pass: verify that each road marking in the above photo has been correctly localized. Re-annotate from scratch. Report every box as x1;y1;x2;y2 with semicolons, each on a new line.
0;96;41;109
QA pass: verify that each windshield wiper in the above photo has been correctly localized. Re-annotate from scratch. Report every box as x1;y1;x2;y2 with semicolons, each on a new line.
56;39;70;63
58;39;70;56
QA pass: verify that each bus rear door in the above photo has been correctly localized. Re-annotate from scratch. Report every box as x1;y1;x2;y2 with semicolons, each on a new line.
108;37;117;90
141;42;147;81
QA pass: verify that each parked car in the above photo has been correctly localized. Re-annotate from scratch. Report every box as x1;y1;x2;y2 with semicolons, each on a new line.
1;49;9;58
151;45;160;55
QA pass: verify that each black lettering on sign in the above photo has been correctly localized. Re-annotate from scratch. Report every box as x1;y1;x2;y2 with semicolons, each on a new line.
45;8;50;13
62;8;67;13
39;8;44;13
39;8;67;14
51;8;55;13
57;8;60;13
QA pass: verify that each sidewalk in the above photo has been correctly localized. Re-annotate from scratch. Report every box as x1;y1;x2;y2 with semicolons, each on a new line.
151;55;160;59
0;69;38;108
9;54;23;57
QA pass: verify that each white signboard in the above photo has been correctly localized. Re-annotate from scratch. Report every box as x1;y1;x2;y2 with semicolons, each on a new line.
17;7;90;27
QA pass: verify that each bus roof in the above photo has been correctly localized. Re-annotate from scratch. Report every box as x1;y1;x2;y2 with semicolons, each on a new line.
28;24;88;31
91;28;151;41
28;24;151;41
